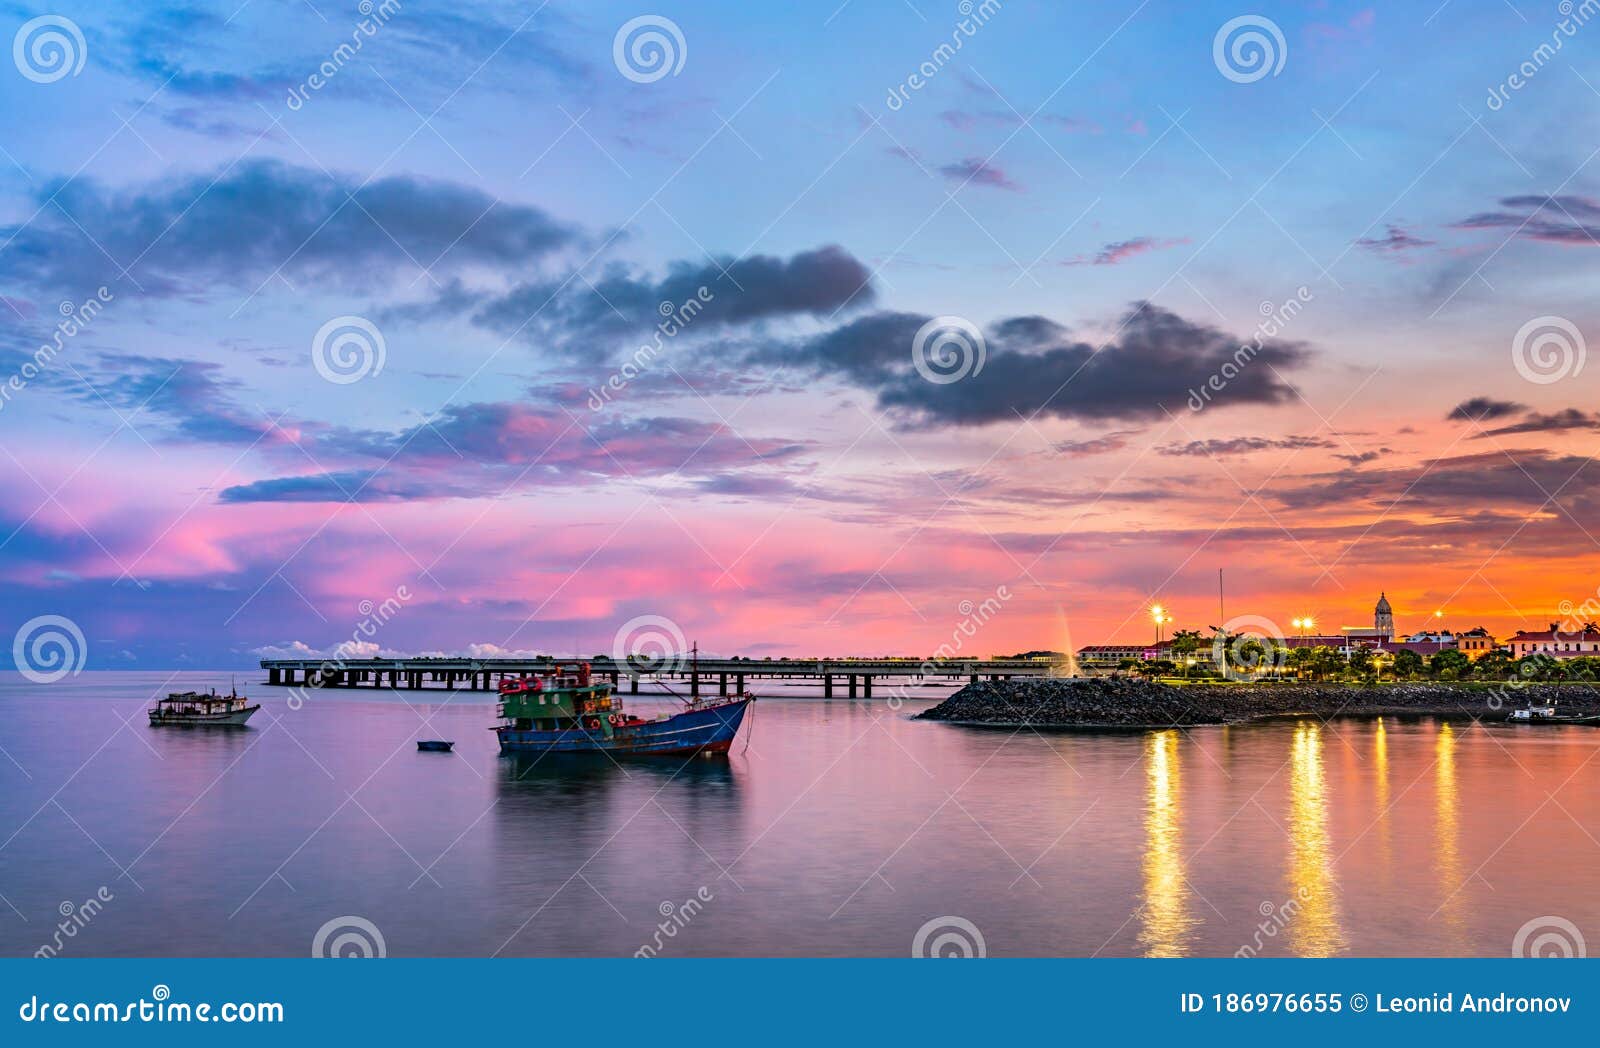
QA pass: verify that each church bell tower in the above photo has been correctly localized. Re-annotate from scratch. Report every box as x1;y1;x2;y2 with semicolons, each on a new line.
1374;592;1394;639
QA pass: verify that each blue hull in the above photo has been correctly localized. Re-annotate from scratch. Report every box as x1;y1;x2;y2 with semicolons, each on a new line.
496;699;752;757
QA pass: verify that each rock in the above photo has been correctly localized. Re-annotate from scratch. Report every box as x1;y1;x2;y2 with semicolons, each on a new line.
912;678;1600;727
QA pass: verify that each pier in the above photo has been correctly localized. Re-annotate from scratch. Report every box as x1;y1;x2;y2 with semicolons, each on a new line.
258;655;1065;698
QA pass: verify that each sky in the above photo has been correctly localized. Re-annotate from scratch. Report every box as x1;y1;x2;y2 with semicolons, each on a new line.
2;0;1599;669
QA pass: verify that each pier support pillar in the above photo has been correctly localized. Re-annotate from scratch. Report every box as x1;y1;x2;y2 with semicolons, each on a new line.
735;673;744;695
970;673;978;683
848;675;858;699
268;667;281;685
824;674;833;698
863;676;872;699
630;675;639;694
719;672;728;697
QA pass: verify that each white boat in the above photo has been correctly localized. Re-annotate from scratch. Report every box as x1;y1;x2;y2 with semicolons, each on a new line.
1508;703;1600;726
148;687;259;727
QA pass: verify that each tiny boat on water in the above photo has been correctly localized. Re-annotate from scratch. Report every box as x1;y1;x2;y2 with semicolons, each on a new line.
494;650;752;758
1507;703;1600;726
148;686;259;727
416;740;455;752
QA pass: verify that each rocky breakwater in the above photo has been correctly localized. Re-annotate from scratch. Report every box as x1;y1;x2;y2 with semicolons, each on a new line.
913;678;1600;728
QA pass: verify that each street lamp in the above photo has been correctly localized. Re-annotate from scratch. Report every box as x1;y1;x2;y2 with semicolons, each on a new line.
1151;604;1171;644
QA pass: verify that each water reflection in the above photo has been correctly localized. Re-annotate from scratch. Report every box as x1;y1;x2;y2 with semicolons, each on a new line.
1286;722;1345;955
1434;723;1467;951
1138;730;1198;956
1372;717;1392;877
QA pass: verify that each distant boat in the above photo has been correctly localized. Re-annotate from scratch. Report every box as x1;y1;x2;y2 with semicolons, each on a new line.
1508;703;1600;726
416;740;455;752
493;652;751;758
148;686;258;727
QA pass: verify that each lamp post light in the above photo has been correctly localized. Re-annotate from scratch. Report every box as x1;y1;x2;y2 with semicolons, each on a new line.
1151;604;1172;645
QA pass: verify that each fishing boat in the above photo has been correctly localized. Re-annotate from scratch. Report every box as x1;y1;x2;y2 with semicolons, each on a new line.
493;651;752;758
148;686;259;727
1507;703;1600;726
416;740;455;752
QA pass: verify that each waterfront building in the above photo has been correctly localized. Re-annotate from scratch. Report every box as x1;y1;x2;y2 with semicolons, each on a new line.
1506;624;1600;659
1455;627;1497;661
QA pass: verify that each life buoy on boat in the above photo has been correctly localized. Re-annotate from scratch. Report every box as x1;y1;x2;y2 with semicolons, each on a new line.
585;717;601;731
607;713;621;726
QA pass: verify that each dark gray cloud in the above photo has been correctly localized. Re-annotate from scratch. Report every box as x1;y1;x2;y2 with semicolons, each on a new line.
1454;194;1600;245
1159;436;1333;457
70;354;283;447
1354;223;1435;255
218;405;808;503
468;246;874;355
1273;450;1600;513
938;157;1021;192
0;160;578;298
767;302;1312;427
1475;408;1600;438
1053;430;1142;457
1448;396;1527;421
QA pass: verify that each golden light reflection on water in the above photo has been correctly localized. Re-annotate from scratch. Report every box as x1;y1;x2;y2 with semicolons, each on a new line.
1138;729;1198;957
1373;718;1392;876
1434;723;1467;950
1286;722;1345;956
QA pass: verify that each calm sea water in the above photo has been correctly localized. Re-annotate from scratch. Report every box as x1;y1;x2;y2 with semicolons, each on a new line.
1;671;1596;958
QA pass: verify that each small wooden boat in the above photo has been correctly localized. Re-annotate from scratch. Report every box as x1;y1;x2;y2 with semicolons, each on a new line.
1507;703;1600;726
416;740;455;752
149;686;258;727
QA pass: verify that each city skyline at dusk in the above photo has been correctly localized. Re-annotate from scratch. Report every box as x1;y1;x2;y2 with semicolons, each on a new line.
4;2;1600;667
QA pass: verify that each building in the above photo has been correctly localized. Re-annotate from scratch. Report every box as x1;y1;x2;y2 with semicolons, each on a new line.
1373;592;1394;638
1075;644;1154;670
1506;624;1600;660
1455;627;1498;661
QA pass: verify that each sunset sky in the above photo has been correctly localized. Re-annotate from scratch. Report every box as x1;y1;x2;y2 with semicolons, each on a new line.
2;1;1598;668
